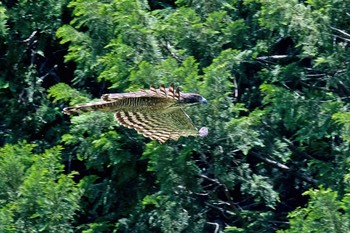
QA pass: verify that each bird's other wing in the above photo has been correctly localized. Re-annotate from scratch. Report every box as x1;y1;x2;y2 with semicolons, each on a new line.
63;95;178;115
102;83;180;101
114;109;200;143
63;84;180;115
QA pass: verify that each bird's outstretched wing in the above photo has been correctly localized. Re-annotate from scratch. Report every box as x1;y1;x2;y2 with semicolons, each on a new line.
101;83;180;101
114;109;201;143
63;84;180;115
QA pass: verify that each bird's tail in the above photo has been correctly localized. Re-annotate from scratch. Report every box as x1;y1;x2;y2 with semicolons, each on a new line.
63;101;112;115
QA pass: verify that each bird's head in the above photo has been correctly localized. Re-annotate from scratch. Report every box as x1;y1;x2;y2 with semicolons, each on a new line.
177;93;208;106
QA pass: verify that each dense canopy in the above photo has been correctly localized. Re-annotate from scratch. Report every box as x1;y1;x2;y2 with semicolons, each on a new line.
1;0;350;232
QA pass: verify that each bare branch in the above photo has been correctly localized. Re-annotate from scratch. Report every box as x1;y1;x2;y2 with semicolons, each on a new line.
331;26;350;39
23;30;38;44
199;174;222;186
207;222;220;233
256;55;290;60
250;151;289;170
233;77;239;99
333;34;350;43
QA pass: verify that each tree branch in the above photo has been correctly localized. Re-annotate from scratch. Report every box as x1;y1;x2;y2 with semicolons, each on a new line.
256;55;290;60
207;222;220;233
331;26;350;39
250;151;289;170
250;151;318;185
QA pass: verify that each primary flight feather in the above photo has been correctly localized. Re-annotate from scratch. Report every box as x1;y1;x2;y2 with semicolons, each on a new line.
63;84;208;143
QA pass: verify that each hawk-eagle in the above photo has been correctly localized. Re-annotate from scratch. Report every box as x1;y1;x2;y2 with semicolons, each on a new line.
63;84;208;143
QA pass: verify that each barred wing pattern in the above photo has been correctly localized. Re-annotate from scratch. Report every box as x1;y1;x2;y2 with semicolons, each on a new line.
63;84;208;143
115;109;199;143
101;83;180;102
63;84;180;115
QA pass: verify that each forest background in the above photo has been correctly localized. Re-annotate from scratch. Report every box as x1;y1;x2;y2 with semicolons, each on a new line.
1;0;350;232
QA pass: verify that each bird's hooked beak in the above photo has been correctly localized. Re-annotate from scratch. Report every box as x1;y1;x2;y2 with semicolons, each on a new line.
201;97;208;104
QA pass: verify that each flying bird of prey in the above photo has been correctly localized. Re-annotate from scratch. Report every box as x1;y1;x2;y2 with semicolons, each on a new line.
63;84;208;143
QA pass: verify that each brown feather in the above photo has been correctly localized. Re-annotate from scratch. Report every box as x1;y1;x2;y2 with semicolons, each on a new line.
159;84;166;97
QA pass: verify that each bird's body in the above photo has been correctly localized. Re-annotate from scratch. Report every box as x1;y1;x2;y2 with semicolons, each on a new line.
63;84;208;143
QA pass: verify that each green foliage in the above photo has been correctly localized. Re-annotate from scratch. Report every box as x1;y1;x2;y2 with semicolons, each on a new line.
0;142;80;232
97;36;136;89
224;225;245;233
333;112;350;143
61;112;122;169
227;109;265;155
12;0;65;37
278;187;350;233
259;0;330;56
0;3;7;37
260;83;341;143
0;0;69;146
48;83;90;105
56;0;115;85
56;25;93;63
